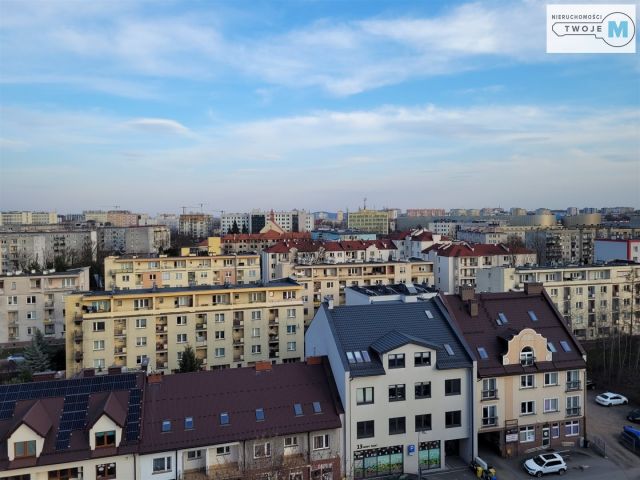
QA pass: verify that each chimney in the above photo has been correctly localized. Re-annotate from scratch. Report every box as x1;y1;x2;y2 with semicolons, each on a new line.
306;356;322;365
467;299;479;317
524;282;543;296
255;360;272;372
325;295;334;310
108;365;123;376
147;372;163;384
459;285;475;302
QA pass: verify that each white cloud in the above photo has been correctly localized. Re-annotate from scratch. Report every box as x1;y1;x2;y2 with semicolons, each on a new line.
124;118;192;136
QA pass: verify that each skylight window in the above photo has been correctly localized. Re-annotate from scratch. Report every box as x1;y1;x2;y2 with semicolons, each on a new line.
354;351;363;362
161;420;171;432
184;417;193;430
477;347;488;359
255;408;265;421
361;350;371;362
219;412;229;425
444;344;454;356
346;352;356;364
313;401;322;414
294;403;303;416
560;341;572;352
547;342;557;353
528;310;538;322
425;310;434;319
498;313;508;324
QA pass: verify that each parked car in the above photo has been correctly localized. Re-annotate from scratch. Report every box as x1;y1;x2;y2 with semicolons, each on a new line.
523;453;567;477
627;409;640;424
586;379;596;390
596;392;629;406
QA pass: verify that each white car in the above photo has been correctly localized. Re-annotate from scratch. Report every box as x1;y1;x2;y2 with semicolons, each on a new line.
595;392;629;406
523;453;567;477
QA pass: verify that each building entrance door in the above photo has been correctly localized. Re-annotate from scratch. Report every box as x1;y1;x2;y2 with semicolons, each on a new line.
542;427;550;447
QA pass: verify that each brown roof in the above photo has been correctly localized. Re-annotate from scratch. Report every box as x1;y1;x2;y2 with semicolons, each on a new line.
423;242;533;257
87;392;128;429
223;232;311;242
139;359;343;454
8;400;52;438
443;290;586;378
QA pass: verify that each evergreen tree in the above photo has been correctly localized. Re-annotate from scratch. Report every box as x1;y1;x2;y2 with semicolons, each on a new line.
230;220;240;234
24;336;50;373
241;224;249;234
33;328;51;359
178;345;202;373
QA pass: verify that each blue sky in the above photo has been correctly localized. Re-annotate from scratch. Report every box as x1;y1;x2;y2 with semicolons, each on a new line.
0;0;638;214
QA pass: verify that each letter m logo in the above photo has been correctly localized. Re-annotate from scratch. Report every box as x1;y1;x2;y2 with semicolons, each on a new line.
608;20;628;38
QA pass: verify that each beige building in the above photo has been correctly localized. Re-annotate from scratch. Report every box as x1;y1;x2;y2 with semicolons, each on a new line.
476;263;640;340
347;209;390;235
178;213;213;239
104;253;260;290
0;211;58;226
0;267;90;346
98;226;171;255
65;279;305;376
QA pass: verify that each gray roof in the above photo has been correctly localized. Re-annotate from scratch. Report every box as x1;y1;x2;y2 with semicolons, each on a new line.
323;299;473;377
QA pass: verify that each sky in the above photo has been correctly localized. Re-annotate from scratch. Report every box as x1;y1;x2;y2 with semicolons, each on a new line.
0;0;639;215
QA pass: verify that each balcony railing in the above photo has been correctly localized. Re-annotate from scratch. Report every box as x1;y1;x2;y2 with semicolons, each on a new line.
481;389;498;400
566;407;581;417
566;381;582;392
482;416;498;427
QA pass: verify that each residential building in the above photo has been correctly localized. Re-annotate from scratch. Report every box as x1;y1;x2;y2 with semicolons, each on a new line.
594;239;640;263
424;242;536;294
83;210;109;224
138;359;343;480
104;253;260;290
221;210;314;234
476;263;640;340
457;228;513;245
525;228;596;265
345;283;437;305
305;299;476;477
510;208;528;216
180;236;222;256
105;210;140;227
347;209;390;235
406;209;447;217
311;230;377;242
179;213;213;239
509;215;557;227
0;267;90;346
0;211;58;226
428;221;458;238
65;279;305;375
444;285;587;457
153;213;180;232
562;214;602;227
0;371;143;480
221;231;311;255
98;226;171;255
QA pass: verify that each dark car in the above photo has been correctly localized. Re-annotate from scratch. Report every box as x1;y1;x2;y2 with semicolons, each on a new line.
627;409;640;424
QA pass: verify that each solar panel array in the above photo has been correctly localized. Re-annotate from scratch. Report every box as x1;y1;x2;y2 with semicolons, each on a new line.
0;374;142;451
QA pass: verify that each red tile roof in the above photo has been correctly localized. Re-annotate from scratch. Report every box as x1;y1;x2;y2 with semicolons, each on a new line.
422;242;533;257
223;232;311;242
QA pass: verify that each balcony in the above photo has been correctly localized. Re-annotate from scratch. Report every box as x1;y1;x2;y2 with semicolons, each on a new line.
114;347;127;355
566;407;581;417
269;335;279;344
196;337;207;347
156;343;168;352
155;325;168;333
232;338;244;346
74;332;83;343
44;300;54;309
73;314;83;325
481;416;498;427
195;323;206;331
233;320;244;328
114;329;127;337
566;381;582;392
481;389;498;401
268;318;279;326
74;351;83;361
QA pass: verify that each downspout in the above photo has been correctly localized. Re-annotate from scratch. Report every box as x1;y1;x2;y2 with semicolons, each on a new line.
175;449;178;479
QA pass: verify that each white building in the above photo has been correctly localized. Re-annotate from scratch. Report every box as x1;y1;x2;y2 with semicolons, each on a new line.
221;210;314;234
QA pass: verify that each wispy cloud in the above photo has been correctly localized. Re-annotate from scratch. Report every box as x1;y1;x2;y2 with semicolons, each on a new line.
124;118;192;136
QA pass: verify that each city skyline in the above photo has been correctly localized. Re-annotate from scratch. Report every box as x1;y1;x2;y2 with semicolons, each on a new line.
1;0;638;212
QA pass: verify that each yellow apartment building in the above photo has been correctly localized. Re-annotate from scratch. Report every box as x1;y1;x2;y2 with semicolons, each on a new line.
65;279;305;376
347;209;390;235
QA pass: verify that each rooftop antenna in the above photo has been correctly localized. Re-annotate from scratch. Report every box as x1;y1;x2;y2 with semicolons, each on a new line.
363;197;367;210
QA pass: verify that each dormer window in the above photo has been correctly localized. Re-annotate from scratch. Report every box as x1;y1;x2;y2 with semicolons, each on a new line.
95;430;116;448
520;346;534;366
14;440;36;458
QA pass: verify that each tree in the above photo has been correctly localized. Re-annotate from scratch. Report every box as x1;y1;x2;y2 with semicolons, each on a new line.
230;220;241;234
241;224;249;234
178;345;202;373
504;235;527;267
23;333;51;373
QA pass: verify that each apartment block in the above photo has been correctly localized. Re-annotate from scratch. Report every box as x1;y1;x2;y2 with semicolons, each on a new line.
476;263;640;340
445;285;587;457
347;209;390;235
306;299;475;477
0;267;90;345
65;279;305;376
525;228;596;265
104;253;261;290
424;242;536;294
221;210;314;234
98;226;171;255
406;209;447;217
221;231;311;255
0;211;58;226
595;238;640;263
178;213;213;239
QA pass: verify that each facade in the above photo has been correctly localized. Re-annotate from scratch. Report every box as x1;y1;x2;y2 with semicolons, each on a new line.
221;231;311;255
0;267;90;346
444;285;587;457
424;242;536;294
311;230;377;242
525;228;596;266
594;239;640;263
98;226;171;255
428;221;458;238
65;279;305;375
306;300;476;477
457;228;512;245
406;209;447;217
104;253;260;290
221;210;314;234
347;210;389;235
0;211;58;226
105;210;140;227
476;263;640;340
179;214;214;239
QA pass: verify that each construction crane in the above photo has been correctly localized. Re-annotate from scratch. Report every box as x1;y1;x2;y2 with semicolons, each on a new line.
180;206;197;215
100;205;121;210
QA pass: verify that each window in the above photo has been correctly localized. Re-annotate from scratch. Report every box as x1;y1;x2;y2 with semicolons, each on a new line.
287;341;296;351
287;308;296;318
134;299;150;310
252;345;261;354
284;436;298;447
356;387;374;405
7;296;18;305
26;311;36;320
256;408;265;421
520;374;535;389
544;398;559;413
414;351;431;366
560;340;572;352
136;337;147;347
567;396;581;416
414;381;431;399
251;327;260;338
415;414;432;431
445;410;461;428
388;384;406;402
565;420;580;436
184;417;194;430
388;353;405;369
313;434;330;450
216;446;230;455
94;359;105;370
93;340;105;351
283;291;296;299
552;423;560;438
286;324;296;334
215;347;225;357
136;355;147;365
254;442;271;458
214;313;225;323
445;378;461;396
521;401;535;415
477;347;489;359
482;405;497;426
251;310;262;320
177;333;187;343
93;321;105;332
388;416;406;435
215;330;225;340
357;420;375;439
544;372;558;386
294;403;303;416
520;346;534;366
14;440;36;458
219;412;229;425
162;272;170;280
176;315;187;325
152;457;172;473
187;450;202;460
566;370;581;390
519;426;535;443
482;378;497;399
26;295;36;304
95;430;116;447
135;318;147;329
96;463;116;479
162;420;171;432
